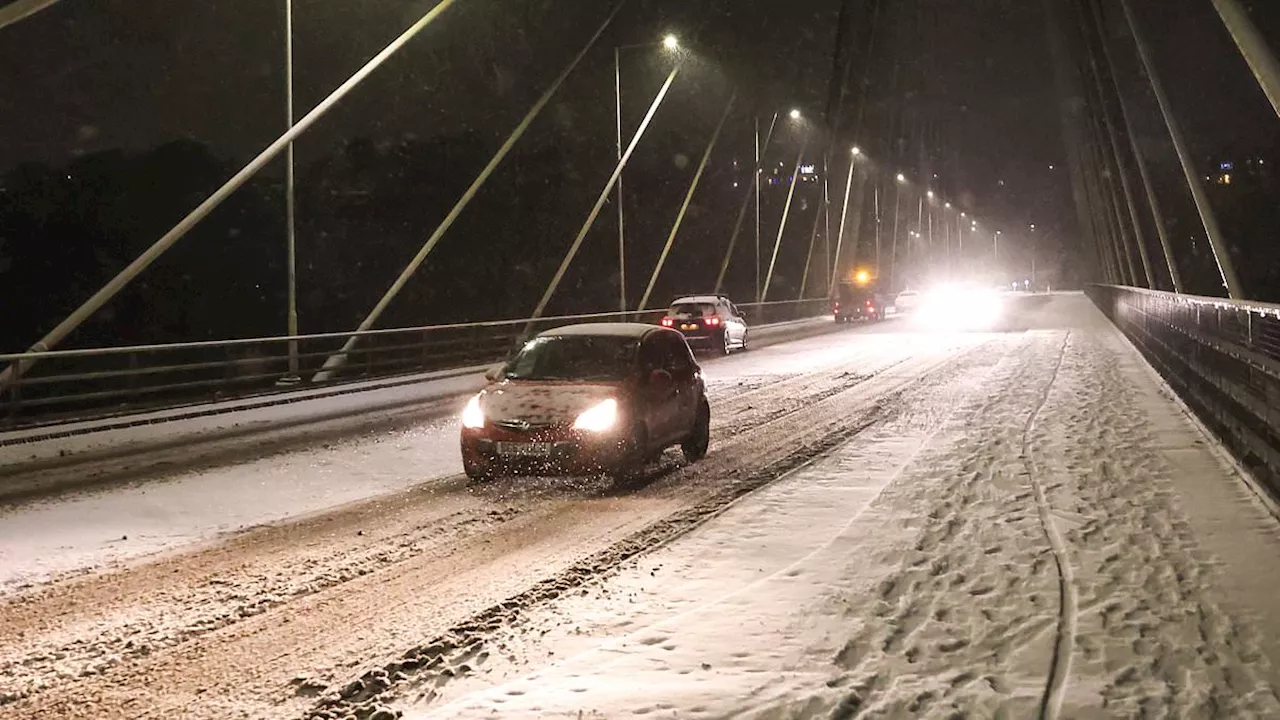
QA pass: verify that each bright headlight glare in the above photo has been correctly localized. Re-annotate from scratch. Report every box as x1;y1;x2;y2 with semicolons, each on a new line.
461;394;485;429
573;398;618;432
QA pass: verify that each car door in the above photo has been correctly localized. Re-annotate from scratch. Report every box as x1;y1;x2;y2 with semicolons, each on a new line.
727;301;747;343
661;333;699;439
638;334;678;445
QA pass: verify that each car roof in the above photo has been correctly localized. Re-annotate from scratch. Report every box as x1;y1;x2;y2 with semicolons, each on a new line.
671;295;727;305
537;322;662;339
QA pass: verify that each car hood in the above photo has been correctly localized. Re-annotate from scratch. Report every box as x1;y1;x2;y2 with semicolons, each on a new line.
480;381;622;425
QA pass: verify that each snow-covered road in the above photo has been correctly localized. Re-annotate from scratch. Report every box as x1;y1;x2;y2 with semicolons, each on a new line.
3;294;1279;719
0;317;844;592
385;294;1280;719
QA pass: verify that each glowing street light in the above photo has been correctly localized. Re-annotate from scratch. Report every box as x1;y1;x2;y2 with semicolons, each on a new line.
896;173;906;183
944;202;952;209
614;32;681;314
926;190;935;199
789;108;802;120
851;146;862;156
960;212;967;218
854;269;871;285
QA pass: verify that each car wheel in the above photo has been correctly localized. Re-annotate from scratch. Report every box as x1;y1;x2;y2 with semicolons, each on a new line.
463;459;495;484
721;329;732;356
611;422;649;480
740;329;749;351
682;400;710;462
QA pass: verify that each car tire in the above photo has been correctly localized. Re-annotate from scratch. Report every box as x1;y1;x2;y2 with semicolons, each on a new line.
464;459;495;484
721;329;732;356
611;422;649;480
740;329;749;351
682;400;710;463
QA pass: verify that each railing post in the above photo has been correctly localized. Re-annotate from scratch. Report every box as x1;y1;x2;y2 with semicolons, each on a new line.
127;352;140;408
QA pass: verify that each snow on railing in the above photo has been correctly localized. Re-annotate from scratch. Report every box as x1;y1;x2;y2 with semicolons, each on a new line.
0;299;831;430
1089;285;1280;500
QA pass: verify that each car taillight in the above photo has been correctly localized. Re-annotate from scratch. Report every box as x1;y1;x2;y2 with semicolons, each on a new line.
661;317;674;327
833;302;840;310
705;317;721;326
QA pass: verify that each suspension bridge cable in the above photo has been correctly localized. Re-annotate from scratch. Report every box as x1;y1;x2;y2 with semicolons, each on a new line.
313;0;628;380
528;63;682;325
761;141;808;301
713;112;779;294
636;92;737;313
0;0;462;391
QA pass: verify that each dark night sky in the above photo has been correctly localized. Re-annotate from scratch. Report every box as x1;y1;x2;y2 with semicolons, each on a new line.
0;0;1277;318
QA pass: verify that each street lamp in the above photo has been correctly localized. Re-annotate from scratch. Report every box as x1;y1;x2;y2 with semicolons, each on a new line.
944;202;951;209
614;34;680;314
896;173;906;183
926;190;935;200
851;146;862;156
789;108;802;120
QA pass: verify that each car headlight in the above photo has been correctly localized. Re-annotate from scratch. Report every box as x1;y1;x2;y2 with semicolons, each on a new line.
461;394;486;429
573;398;618;433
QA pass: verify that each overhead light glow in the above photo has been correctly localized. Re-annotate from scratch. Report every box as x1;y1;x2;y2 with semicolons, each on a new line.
851;146;862;156
896;173;906;183
662;34;679;50
789;108;802;120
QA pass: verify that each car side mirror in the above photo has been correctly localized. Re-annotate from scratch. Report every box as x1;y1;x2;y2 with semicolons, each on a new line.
484;364;506;382
648;368;674;392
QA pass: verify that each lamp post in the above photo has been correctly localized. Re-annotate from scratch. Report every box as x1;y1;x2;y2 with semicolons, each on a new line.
615;34;679;315
283;0;299;382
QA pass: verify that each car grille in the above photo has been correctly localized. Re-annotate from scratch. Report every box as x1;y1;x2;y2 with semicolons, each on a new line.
492;418;555;432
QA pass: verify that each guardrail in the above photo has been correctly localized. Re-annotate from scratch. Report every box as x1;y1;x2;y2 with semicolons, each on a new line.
0;298;832;430
1087;285;1280;499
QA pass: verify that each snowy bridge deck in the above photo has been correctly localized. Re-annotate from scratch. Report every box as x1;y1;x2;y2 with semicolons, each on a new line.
2;293;1279;718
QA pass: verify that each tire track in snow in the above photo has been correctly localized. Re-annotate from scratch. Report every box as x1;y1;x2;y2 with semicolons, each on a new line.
1023;331;1075;720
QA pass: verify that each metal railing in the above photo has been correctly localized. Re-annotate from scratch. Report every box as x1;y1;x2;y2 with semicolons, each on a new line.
0;299;831;430
1088;285;1280;499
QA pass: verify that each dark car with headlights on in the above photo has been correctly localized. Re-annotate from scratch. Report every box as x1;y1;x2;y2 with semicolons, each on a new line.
460;323;710;481
660;295;748;355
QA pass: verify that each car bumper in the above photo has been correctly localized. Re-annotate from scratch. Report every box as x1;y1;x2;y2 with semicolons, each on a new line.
461;426;628;476
678;331;720;348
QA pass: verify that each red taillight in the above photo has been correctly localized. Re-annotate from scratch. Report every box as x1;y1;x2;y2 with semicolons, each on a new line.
705;317;721;326
661;317;674;327
866;300;873;306
833;302;841;310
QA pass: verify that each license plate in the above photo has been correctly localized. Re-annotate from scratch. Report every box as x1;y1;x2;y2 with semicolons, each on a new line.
680;323;698;331
497;442;553;457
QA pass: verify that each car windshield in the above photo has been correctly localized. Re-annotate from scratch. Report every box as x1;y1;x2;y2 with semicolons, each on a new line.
671;303;716;317
504;335;638;381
